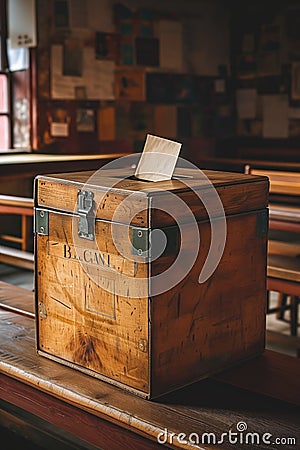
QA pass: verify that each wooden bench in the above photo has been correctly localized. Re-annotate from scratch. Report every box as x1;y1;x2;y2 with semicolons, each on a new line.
267;254;300;336
245;168;300;208
0;195;34;270
245;166;300;336
244;168;300;228
0;281;299;449
247;169;300;197
0;153;131;269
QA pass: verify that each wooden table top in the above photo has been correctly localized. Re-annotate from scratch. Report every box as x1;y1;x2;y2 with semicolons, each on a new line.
0;153;130;165
269;204;300;223
269;203;300;234
0;282;299;449
249;169;300;197
197;157;300;172
0;152;132;184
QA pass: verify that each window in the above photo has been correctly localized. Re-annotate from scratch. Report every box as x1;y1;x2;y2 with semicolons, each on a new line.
0;74;9;148
0;0;32;152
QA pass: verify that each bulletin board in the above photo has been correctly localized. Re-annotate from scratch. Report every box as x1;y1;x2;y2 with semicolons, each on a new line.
35;0;231;153
233;3;300;141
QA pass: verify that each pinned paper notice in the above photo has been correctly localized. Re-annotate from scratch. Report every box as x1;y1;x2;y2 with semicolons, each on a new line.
50;122;69;137
134;134;182;182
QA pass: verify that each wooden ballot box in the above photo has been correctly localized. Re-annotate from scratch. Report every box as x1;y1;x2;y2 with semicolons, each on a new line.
34;167;269;399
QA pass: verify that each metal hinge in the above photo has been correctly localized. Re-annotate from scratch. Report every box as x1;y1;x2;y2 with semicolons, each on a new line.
77;189;95;241
132;228;149;257
256;209;269;237
38;301;47;319
131;226;179;259
34;208;49;235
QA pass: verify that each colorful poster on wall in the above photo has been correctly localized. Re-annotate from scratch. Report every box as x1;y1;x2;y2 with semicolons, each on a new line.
120;40;134;65
51;45;115;100
76;109;95;132
129;103;153;140
98;107;115;140
115;69;145;101
95;32;120;62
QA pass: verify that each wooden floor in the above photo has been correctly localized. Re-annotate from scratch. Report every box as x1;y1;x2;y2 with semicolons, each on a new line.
0;262;299;358
0;263;34;291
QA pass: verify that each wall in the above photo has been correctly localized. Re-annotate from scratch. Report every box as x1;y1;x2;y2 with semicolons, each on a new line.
35;0;230;162
227;0;300;161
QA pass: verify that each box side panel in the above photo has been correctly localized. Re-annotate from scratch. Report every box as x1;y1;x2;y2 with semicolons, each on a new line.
150;209;267;397
35;211;150;394
151;179;269;227
36;177;149;227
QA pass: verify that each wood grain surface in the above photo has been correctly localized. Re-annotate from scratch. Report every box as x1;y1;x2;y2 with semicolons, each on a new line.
34;168;269;398
0;296;298;449
0;282;299;449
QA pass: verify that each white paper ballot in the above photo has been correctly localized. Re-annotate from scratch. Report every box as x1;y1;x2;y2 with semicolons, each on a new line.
135;134;182;182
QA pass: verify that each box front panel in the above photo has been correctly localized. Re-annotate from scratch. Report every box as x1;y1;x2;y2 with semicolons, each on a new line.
36;211;150;394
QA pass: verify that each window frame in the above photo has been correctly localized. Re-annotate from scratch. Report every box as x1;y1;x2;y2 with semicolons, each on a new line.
0;0;13;149
0;0;35;153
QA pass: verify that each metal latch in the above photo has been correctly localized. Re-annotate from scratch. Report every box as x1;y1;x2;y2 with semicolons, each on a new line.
34;208;49;235
77;190;95;240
